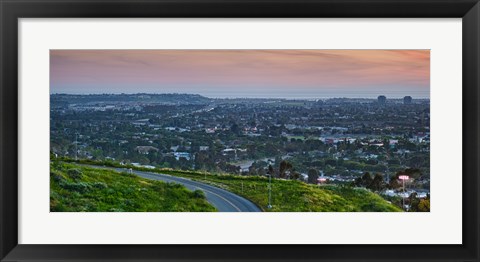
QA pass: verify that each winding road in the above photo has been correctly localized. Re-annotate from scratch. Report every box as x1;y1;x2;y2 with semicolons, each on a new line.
87;165;262;212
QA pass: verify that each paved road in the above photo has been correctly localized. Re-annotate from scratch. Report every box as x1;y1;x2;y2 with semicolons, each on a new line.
87;165;262;212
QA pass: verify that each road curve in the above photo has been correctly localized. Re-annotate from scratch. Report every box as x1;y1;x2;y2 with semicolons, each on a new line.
87;165;262;212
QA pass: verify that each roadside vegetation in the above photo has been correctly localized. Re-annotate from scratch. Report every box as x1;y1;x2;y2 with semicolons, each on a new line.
156;169;401;212
60;158;402;212
50;161;216;212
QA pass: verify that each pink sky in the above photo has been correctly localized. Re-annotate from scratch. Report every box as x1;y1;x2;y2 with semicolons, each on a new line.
50;50;430;98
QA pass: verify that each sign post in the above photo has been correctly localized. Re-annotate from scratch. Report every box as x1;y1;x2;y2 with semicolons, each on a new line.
398;175;410;211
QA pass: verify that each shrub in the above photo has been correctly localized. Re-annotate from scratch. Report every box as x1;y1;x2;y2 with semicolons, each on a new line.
59;181;90;193
50;171;65;182
193;189;206;199
67;168;83;180
92;182;108;189
120;172;136;178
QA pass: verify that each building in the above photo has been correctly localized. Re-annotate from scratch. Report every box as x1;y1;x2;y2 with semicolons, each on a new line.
199;146;209;151
174;152;191;161
403;96;413;104
135;146;159;154
377;95;387;105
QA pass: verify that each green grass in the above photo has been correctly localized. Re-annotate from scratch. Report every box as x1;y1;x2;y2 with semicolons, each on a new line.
153;169;402;212
58;158;402;212
50;162;216;212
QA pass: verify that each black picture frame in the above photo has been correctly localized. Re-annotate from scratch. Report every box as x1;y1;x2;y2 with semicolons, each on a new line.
1;0;479;261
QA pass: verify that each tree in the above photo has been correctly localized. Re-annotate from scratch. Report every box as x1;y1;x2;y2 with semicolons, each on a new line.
225;164;240;174
355;172;373;188
388;176;401;189
279;160;293;179
368;173;385;192
248;165;258;176
257;167;266;176
417;199;430;212
325;158;337;167
408;192;420;211
406;155;427;169
230;123;241;135
409;193;430;212
290;171;301;180
307;169;319;184
267;165;274;176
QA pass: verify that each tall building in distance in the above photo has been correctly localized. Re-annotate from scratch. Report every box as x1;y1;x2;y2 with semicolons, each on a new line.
377;95;387;105
403;96;413;104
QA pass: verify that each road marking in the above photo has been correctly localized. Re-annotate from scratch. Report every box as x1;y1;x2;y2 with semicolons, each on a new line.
198;187;242;212
146;172;243;212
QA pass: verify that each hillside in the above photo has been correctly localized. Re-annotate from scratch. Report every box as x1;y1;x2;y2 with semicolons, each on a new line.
159;169;402;212
61;159;402;212
50;162;216;212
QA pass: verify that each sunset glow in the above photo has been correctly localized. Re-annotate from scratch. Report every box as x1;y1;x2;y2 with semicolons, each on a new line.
50;50;430;98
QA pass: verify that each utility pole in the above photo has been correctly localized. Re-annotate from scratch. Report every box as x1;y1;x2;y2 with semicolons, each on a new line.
402;178;405;210
267;174;272;209
385;151;390;184
399;175;409;211
75;133;78;161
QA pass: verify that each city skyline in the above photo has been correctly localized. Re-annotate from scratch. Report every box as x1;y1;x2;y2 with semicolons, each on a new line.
50;50;430;99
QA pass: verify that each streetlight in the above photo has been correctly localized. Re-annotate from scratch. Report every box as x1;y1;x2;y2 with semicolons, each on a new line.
267;174;272;209
74;133;78;161
398;175;409;211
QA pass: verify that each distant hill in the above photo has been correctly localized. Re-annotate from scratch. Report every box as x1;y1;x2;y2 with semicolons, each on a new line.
51;93;212;106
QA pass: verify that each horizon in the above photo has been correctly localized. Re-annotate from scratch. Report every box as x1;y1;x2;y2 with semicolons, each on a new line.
50;92;429;100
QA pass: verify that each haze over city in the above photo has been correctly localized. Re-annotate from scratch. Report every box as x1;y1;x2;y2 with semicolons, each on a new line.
50;50;430;99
